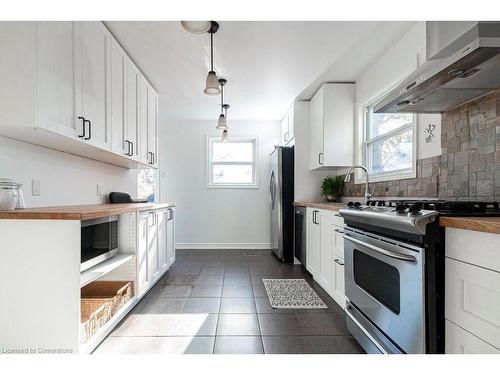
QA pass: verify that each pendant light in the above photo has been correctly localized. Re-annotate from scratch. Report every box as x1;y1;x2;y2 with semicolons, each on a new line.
216;79;228;130
221;129;229;142
181;21;211;34
204;22;220;95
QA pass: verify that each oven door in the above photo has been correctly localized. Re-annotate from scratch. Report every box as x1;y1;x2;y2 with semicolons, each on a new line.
343;227;425;354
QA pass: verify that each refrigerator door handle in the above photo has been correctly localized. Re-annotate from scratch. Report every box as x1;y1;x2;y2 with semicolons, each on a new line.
269;170;276;209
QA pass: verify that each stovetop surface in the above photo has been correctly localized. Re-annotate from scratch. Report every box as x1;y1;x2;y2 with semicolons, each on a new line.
360;200;500;216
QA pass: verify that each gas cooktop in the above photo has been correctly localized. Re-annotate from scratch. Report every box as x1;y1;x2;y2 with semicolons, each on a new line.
346;200;500;217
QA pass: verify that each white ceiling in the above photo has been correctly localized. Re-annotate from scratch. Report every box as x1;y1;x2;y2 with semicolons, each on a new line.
105;21;414;121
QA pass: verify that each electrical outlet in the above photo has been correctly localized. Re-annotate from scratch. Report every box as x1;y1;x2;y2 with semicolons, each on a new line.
97;184;104;196
32;179;41;196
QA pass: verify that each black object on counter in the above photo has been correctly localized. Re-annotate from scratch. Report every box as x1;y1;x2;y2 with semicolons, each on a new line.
109;192;148;204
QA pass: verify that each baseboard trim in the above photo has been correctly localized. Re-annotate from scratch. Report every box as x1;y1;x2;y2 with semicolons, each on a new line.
176;243;272;250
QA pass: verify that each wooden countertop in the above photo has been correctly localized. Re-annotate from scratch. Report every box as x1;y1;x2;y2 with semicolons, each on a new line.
0;202;176;221
293;201;346;211
439;216;500;235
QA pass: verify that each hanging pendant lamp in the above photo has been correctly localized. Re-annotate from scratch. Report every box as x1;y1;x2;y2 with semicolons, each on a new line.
221;129;229;142
204;22;220;95
181;21;212;34
216;79;228;130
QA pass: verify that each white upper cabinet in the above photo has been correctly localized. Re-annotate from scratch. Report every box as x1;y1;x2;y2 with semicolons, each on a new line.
75;21;110;150
138;77;149;164
309;83;355;170
37;22;78;139
125;63;140;161
139;78;159;166
0;21;158;169
280;105;296;145
110;39;127;156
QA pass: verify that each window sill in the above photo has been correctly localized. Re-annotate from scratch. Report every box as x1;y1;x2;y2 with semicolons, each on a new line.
206;184;260;189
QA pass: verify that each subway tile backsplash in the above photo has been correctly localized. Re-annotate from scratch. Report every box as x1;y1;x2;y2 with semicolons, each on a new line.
344;89;500;201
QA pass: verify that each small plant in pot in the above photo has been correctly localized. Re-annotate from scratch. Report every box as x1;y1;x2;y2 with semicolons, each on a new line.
321;175;345;203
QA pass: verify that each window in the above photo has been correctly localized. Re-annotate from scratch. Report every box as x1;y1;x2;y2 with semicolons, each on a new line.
364;105;416;181
207;136;258;188
138;169;157;202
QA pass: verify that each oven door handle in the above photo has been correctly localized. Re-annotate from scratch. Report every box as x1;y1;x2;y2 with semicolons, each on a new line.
343;235;416;262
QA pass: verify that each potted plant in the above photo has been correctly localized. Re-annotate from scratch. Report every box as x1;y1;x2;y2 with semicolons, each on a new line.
321;175;345;202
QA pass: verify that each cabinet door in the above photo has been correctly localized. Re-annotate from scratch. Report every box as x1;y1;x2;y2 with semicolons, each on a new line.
332;224;344;259
137;211;149;296
37;22;77;138
309;89;324;169
138;77;149;164
446;320;500;354
318;209;333;291
147;212;159;282
332;257;346;309
110;39;127;156
78;22;110;149
166;208;175;267
323;84;354;167
147;86;158;167
287;107;294;142
306;208;320;277
125;62;139;159
281;111;289;145
157;209;168;273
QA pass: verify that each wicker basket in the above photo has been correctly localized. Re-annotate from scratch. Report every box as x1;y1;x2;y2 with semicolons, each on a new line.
80;281;134;342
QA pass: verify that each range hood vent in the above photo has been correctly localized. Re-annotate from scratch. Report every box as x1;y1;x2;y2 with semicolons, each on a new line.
374;22;500;114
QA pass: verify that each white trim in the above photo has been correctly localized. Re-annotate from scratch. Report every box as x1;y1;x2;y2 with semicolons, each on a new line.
206;135;259;189
176;242;271;250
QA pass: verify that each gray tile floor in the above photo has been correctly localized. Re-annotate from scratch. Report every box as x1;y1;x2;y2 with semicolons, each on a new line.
94;249;364;354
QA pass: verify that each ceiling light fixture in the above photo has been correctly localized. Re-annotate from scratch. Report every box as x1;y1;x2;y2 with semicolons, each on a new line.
180;21;212;34
216;79;228;130
204;22;221;95
221;129;229;143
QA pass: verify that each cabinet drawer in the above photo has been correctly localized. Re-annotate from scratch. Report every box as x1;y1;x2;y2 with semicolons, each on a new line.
445;257;500;349
331;212;344;227
332;224;344;258
446;320;500;354
446;228;500;273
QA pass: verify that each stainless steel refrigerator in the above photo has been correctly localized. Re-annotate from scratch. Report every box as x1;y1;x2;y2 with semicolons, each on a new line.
269;146;294;262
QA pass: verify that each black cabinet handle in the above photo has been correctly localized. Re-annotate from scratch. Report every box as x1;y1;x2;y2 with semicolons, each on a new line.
130;141;134;156
318;153;324;165
84;119;91;140
77;117;86;138
125;140;131;156
152;152;155;165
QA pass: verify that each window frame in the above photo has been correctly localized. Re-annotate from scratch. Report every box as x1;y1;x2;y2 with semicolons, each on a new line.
206;135;259;189
362;104;417;183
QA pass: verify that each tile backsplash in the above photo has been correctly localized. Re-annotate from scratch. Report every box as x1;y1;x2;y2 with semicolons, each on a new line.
344;89;500;201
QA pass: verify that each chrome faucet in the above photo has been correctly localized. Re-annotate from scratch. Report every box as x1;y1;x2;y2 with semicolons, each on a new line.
344;165;375;204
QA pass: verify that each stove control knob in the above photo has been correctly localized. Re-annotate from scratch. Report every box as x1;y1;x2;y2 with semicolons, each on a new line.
408;203;422;215
395;204;407;214
353;202;362;209
347;201;354;208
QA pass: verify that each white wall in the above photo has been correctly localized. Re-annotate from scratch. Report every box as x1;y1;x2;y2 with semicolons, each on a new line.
0;136;137;207
160;119;281;249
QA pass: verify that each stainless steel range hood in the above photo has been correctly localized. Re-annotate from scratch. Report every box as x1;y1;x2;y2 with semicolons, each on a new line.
374;22;500;114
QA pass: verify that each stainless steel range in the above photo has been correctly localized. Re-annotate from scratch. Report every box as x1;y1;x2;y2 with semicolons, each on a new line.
340;199;500;354
340;200;445;354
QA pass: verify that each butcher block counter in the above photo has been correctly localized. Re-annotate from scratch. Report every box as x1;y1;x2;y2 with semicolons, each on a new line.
439;216;500;235
293;201;346;211
0;202;176;221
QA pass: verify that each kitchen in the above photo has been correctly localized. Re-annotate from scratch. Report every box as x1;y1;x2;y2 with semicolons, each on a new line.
0;2;500;371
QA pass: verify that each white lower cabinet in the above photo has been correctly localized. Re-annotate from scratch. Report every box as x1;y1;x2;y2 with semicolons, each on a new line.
137;208;176;297
306;207;347;308
445;227;500;353
446;320;500;354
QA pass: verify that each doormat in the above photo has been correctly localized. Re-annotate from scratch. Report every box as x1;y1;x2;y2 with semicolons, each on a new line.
263;279;327;309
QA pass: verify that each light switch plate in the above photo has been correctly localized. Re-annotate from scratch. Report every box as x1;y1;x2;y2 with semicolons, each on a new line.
32;179;40;196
